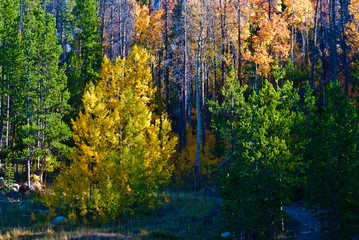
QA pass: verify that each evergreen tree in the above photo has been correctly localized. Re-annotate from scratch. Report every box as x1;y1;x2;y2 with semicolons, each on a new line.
67;0;102;117
46;46;177;221
212;78;300;238
0;0;24;180
305;81;359;239
23;2;71;184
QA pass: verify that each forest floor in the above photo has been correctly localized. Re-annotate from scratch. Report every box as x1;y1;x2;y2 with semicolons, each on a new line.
0;191;323;240
284;201;322;240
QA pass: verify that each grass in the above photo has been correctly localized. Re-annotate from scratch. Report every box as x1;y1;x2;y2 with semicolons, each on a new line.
0;190;224;239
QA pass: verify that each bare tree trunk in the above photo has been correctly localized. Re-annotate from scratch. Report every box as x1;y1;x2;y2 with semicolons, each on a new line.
5;82;10;148
110;0;114;60
290;25;295;67
0;64;5;149
310;0;320;88
331;0;337;82
194;27;203;191
220;0;227;89
149;0;155;14
339;0;349;96
237;0;242;84
165;0;170;117
201;62;206;154
26;65;31;189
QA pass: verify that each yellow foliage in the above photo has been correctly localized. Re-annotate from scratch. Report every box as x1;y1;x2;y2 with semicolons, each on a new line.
45;46;177;221
172;126;222;184
347;0;359;59
30;212;36;222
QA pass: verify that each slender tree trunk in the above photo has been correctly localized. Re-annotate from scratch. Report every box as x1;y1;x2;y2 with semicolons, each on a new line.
26;63;31;189
220;0;227;89
331;0;337;82
0;64;5;149
149;0;155;14
110;0;114;60
339;0;349;96
194;27;203;191
201;62;206;154
302;23;306;69
5;82;10;148
290;25;295;67
237;0;242;84
101;0;107;55
310;0;320;88
165;0;170;117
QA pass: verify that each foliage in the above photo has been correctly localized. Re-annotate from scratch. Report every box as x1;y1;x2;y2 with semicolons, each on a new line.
22;3;71;183
212;77;300;238
67;0;102;116
45;46;177;222
171;126;222;185
304;81;359;239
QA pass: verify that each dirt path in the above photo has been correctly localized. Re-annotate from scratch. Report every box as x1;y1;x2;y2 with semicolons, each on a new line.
285;201;322;240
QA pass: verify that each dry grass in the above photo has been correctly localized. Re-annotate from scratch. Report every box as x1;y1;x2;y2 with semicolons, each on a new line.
0;190;223;240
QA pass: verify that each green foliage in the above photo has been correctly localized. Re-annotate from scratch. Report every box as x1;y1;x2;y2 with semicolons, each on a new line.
22;3;71;182
211;76;300;238
0;0;25;160
3;151;14;187
209;67;248;156
67;0;102;116
304;81;359;239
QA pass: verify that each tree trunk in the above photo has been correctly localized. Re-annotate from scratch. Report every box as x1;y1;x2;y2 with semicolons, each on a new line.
220;0;227;89
27;66;31;189
237;0;242;84
165;0;170;117
310;0;320;88
194;27;203;191
331;0;337;82
339;0;349;96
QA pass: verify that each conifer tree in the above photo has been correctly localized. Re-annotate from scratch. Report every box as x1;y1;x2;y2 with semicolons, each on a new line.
67;0;102;116
0;0;24;179
212;78;300;238
46;46;177;221
305;81;359;239
23;2;71;184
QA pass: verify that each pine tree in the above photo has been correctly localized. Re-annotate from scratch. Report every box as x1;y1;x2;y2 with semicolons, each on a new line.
23;2;71;184
67;0;102;116
0;0;24;181
46;46;177;221
305;81;359;239
212;78;300;238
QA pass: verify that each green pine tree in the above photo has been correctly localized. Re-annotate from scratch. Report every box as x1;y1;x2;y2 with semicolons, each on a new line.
211;76;300;238
67;0;102;117
305;81;359;239
0;0;25;180
23;2;71;184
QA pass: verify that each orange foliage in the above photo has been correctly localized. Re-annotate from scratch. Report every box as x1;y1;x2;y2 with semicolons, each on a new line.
244;13;290;75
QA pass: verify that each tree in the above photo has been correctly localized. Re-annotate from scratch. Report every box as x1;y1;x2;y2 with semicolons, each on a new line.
46;46;177;221
0;0;24;182
305;81;359;239
212;77;300;238
67;0;102;117
22;2;71;184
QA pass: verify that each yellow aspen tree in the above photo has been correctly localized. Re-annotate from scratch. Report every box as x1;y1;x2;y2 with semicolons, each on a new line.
46;45;177;221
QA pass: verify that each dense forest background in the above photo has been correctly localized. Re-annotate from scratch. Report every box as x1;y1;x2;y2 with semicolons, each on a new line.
1;0;359;239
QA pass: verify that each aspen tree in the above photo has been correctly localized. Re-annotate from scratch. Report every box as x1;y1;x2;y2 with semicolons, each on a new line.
46;46;177;221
